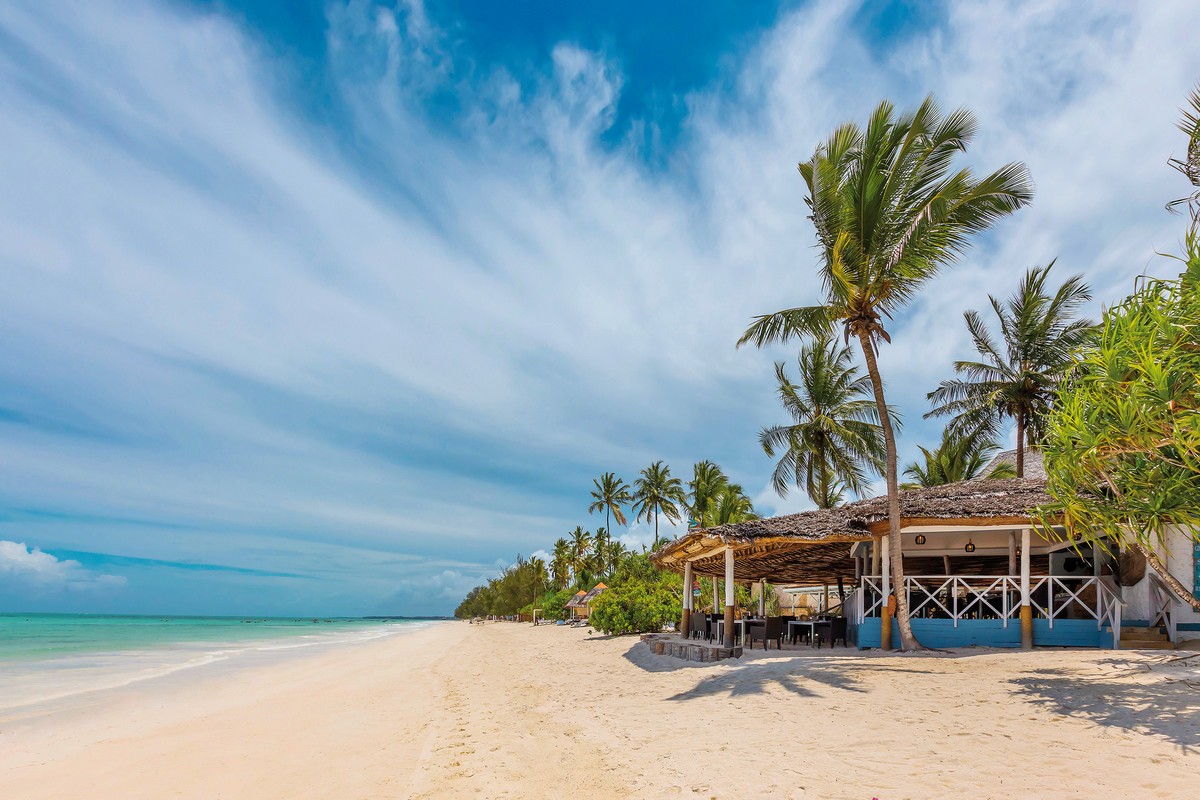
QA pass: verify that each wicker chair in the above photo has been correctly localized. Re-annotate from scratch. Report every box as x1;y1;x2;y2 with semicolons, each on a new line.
814;616;848;648
746;616;785;650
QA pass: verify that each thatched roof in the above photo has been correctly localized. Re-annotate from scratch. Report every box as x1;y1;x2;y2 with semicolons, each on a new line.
977;449;1046;481
652;478;1054;585
580;583;608;605
564;590;587;609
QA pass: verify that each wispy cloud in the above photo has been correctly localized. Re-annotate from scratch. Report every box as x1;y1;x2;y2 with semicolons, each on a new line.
0;0;1197;614
0;541;125;592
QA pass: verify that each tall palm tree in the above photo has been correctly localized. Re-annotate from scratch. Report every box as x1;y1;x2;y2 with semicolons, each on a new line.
926;263;1093;477
567;526;591;585
687;461;729;529
550;537;572;590
631;461;686;549
591;527;610;576
760;334;888;508
739;97;1033;650
588;472;631;546
902;424;1015;488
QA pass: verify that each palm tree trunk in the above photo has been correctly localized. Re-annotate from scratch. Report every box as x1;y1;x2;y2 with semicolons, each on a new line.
857;331;923;651
653;510;659;550
1016;409;1025;478
1134;542;1200;612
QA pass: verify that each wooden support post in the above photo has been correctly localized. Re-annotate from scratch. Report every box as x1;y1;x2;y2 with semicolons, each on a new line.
871;538;881;575
724;549;735;648
1092;542;1102;578
943;555;952;575
681;561;692;639
758;579;766;617
822;584;829;613
880;534;892;650
1020;527;1033;649
1008;531;1017;575
854;555;862;583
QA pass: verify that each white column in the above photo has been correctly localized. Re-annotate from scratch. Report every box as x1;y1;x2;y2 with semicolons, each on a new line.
683;561;693;611
1020;529;1031;605
724;550;735;605
758;579;766;616
881;536;891;597
712;576;719;613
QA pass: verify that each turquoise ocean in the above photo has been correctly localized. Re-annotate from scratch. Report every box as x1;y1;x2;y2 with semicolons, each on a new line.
0;613;436;713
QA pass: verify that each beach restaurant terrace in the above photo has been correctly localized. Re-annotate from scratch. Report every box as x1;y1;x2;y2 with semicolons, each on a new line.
651;477;1125;650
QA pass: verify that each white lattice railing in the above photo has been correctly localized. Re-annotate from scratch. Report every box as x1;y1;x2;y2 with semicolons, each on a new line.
1149;571;1177;643
859;575;1125;634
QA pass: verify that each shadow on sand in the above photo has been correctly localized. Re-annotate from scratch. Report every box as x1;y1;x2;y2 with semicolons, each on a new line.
1010;657;1200;750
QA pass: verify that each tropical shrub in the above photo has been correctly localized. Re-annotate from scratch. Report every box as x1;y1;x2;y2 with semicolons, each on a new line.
588;580;681;636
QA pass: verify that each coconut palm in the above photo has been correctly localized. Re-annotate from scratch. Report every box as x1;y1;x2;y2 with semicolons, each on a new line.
925;263;1093;477
902;425;1016;488
567;526;592;584
704;484;759;526
739;96;1034;650
588;472;631;546
686;461;729;529
631;461;686;549
591;527;610;575
760;334;889;508
550;537;572;590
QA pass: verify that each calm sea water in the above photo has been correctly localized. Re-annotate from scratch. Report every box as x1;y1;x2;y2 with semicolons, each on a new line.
0;613;438;713
0;613;411;662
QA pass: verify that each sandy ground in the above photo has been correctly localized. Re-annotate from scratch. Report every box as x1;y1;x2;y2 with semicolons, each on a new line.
1;621;1198;799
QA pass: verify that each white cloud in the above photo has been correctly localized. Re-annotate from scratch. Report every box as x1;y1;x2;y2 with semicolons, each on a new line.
0;541;126;591
0;0;1198;612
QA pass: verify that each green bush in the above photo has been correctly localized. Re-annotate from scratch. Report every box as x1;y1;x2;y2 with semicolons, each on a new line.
588;581;681;635
535;588;577;621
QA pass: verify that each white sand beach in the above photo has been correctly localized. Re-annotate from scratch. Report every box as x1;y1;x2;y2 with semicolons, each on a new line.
1;621;1197;799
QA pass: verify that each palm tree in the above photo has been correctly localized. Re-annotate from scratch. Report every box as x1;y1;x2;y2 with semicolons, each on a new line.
591;527;610;575
687;461;729;529
550;537;572;590
760;334;888;508
704;484;759;526
926;263;1093;477
1168;82;1199;222
588;472;631;546
526;556;549;610
631;461;686;549
568;526;592;585
739;96;1033;650
902;425;1016;488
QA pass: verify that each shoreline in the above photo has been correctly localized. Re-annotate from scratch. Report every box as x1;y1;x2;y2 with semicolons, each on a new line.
2;621;1196;799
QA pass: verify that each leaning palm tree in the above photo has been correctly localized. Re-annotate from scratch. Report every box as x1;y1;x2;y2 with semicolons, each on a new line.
739;96;1033;650
686;461;729;529
760;334;888;508
550;537;572;590
631;461;686;549
902;424;1015;488
588;472;631;545
567;526;592;585
926;263;1093;477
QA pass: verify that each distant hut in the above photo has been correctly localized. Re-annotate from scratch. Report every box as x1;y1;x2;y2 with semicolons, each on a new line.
579;582;608;618
564;590;587;620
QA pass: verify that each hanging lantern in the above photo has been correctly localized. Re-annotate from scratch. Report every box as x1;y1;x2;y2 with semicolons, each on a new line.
914;534;927;545
964;539;976;553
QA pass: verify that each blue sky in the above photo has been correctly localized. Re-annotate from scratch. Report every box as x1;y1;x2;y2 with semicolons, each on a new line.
1;1;1197;616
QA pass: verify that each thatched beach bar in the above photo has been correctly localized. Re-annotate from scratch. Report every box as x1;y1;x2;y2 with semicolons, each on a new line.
653;465;1190;651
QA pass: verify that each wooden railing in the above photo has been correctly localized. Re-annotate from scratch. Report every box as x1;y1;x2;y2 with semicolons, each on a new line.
1149;570;1177;643
859;575;1124;634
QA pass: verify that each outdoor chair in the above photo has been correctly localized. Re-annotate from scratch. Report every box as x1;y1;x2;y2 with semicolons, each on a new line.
815;616;848;648
746;617;784;650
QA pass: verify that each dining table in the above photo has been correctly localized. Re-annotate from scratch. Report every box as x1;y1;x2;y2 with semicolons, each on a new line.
787;619;817;645
712;618;750;644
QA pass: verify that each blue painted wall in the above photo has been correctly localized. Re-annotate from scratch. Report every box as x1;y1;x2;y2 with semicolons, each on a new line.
857;617;1112;649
